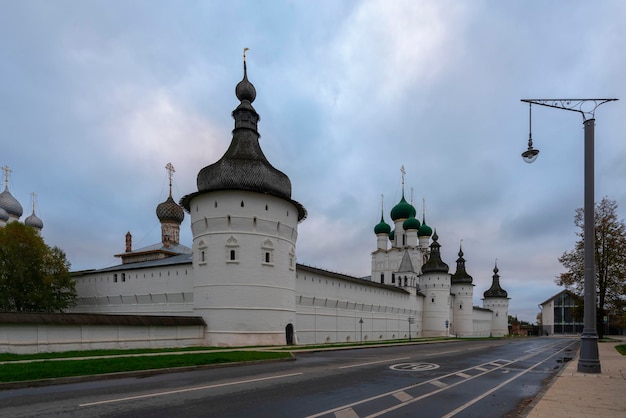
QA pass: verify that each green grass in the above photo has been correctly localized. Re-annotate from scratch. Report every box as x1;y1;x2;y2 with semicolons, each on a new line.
0;351;292;383
0;346;225;362
615;344;626;355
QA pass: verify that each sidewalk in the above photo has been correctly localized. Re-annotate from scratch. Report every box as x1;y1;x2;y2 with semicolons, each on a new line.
525;338;626;418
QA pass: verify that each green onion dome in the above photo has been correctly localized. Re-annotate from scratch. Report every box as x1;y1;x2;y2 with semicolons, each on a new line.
390;196;415;221
418;216;433;237
403;214;420;231
374;215;391;235
389;229;395;241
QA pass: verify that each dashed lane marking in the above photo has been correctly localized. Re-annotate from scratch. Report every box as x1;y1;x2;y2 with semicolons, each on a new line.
393;391;413;402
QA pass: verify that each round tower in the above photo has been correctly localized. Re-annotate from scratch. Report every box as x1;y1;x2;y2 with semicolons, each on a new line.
420;230;451;337
482;261;510;337
450;243;474;337
181;51;306;346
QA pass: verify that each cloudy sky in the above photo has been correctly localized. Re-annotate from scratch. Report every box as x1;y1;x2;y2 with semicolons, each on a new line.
2;0;625;323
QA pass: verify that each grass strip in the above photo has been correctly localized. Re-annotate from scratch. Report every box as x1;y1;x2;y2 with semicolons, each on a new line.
0;346;227;362
0;351;291;383
615;344;626;355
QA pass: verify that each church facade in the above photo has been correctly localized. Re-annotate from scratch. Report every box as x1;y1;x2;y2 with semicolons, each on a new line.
70;56;510;346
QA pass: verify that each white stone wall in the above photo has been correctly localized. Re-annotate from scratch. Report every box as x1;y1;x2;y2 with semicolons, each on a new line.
0;324;205;354
295;266;422;344
482;298;510;337
472;308;493;337
72;265;194;315
189;190;299;346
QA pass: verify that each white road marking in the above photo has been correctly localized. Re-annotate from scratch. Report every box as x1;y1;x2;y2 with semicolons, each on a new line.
440;342;576;418
425;350;460;356
334;408;359;418
456;372;471;379
430;380;448;388
78;372;303;407
393;391;413;402
339;357;410;369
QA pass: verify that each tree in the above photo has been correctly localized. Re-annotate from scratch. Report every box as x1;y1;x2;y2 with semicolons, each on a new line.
557;197;626;338
0;222;76;312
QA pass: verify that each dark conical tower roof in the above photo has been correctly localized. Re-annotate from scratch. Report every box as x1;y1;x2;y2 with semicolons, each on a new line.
451;243;473;284
421;230;449;274
483;261;508;298
180;51;306;221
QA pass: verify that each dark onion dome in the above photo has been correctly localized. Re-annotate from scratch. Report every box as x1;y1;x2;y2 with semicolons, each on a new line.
0;207;9;222
180;56;306;221
390;195;415;221
156;195;184;224
421;230;449;274
25;211;43;230
0;186;23;218
451;245;473;284
402;214;420;231
389;228;395;241
483;262;508;298
418;214;433;237
374;214;391;235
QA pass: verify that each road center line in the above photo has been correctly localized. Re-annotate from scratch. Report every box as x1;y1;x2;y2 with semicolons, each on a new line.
339;357;411;369
79;372;303;407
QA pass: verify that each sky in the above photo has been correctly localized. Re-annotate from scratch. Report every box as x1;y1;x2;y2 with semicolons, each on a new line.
2;0;626;324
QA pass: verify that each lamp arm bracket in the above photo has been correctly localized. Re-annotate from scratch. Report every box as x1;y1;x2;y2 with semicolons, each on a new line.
521;98;618;122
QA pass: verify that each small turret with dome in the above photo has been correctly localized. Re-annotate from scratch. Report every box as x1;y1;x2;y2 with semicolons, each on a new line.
451;242;473;284
483;261;508;298
0;166;23;222
390;166;416;222
181;49;306;221
374;195;391;235
156;163;184;245
24;192;44;232
421;230;449;274
403;214;420;231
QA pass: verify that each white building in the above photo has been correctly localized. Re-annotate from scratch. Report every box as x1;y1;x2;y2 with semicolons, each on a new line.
70;56;510;346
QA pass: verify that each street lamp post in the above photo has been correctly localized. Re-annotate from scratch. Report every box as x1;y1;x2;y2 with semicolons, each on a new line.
520;98;618;374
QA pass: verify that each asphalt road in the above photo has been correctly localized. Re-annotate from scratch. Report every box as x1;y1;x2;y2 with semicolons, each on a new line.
0;337;578;418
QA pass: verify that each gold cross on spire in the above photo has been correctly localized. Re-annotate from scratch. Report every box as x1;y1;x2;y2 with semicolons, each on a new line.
243;47;249;62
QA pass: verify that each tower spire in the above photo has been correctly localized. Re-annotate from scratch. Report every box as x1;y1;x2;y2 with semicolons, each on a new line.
30;192;37;214
400;165;406;196
2;165;11;189
165;162;175;197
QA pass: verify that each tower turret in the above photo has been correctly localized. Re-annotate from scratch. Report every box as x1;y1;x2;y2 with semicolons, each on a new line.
450;242;474;337
482;261;510;337
156;163;184;246
420;230;451;336
180;50;306;346
24;192;43;234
